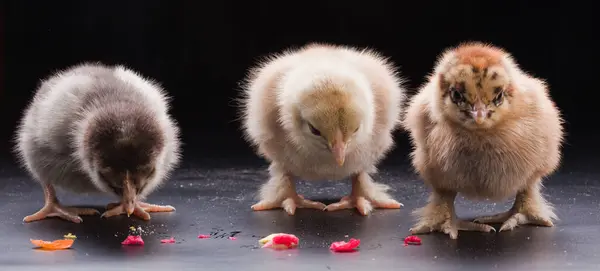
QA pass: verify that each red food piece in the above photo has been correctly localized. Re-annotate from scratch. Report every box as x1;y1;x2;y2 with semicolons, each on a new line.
30;239;74;250
329;238;360;252
260;233;299;250
161;237;175;244
228;237;237;240
272;234;299;247
198;234;210;239
121;235;144;246
404;236;422;246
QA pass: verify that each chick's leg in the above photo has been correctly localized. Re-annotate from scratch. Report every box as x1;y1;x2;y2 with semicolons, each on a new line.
23;183;100;223
251;167;326;215
410;190;495;239
325;172;403;216
473;181;556;232
102;201;175;220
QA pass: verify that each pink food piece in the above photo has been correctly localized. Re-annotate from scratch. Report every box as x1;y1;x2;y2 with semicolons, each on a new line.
269;234;299;249
121;235;144;246
403;235;422;246
160;237;176;244
198;234;210;239
330;238;360;252
262;234;300;250
228;237;237;240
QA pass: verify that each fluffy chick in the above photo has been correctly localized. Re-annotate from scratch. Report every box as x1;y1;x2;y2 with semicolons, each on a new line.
403;42;564;239
240;43;406;216
15;63;181;223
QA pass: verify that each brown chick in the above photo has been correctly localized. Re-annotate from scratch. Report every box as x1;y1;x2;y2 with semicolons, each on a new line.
240;43;406;216
403;42;564;239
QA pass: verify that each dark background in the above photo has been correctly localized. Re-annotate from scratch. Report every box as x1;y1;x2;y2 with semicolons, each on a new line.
3;2;600;269
3;1;599;171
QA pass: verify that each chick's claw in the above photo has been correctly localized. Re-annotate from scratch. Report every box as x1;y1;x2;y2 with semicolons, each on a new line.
325;195;402;216
251;195;326;215
102;201;175;220
23;204;99;224
325;173;402;215
411;219;496;240
474;210;554;232
137;202;176;212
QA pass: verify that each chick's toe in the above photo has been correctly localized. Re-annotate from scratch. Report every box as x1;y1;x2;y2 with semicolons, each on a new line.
474;187;556;232
23;184;99;223
24;204;99;223
102;201;175;220
410;191;495;239
325;172;402;216
252;195;326;215
473;208;554;232
325;195;402;216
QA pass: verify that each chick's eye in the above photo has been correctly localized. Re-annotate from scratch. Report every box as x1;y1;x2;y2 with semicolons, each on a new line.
449;87;465;104
308;123;321;136
493;91;504;106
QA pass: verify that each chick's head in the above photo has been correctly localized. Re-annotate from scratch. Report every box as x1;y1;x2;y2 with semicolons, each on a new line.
437;42;515;130
293;81;367;166
84;108;164;215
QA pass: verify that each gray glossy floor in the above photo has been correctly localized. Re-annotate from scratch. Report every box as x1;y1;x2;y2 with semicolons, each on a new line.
1;162;599;271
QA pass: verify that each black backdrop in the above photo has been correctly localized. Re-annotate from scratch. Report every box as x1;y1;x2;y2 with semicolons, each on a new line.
4;1;599;171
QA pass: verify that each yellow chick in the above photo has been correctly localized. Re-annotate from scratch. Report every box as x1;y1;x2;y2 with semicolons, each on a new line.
403;42;564;239
240;43;406;215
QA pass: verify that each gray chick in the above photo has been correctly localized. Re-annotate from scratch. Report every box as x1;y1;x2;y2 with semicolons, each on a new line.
15;63;181;223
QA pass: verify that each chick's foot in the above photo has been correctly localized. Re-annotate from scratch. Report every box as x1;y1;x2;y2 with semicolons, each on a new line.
410;218;495;240
252;171;326;215
325;195;402;216
252;194;326;215
325;172;402;215
102;201;175;220
410;190;495;239
473;186;556;232
24;204;99;223
23;184;99;223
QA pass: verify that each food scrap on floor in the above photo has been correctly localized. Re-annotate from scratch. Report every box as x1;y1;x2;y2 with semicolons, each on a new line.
404;236;422;246
330;238;360;252
31;239;74;250
198;234;210;239
228;237;237;240
63;233;77;239
259;233;299;250
161;237;176;244
129;226;144;234
122;235;144;246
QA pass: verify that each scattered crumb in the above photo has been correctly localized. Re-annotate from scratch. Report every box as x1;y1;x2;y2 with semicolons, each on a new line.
161;237;176;244
198;234;210;239
228;237;237;240
63;233;77;239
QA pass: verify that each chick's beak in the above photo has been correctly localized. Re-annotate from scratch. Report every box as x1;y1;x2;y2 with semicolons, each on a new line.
122;174;136;217
471;101;488;125
330;131;347;166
